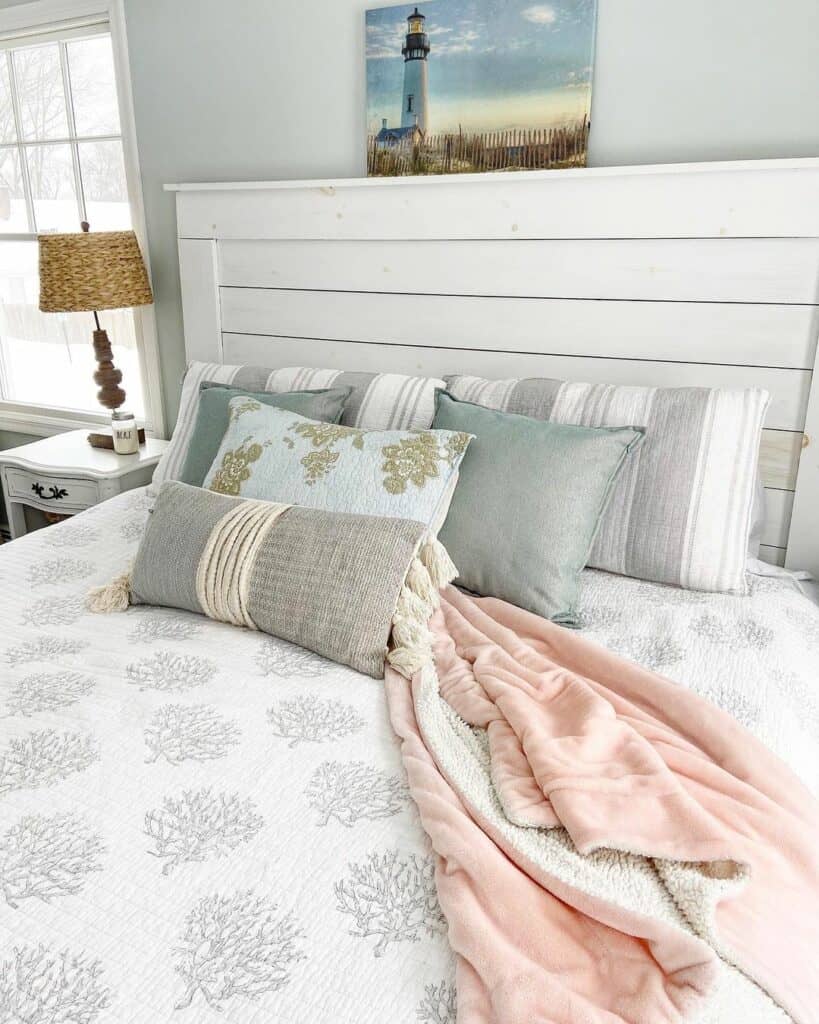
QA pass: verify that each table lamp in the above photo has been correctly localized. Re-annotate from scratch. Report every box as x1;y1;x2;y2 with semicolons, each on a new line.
38;223;153;449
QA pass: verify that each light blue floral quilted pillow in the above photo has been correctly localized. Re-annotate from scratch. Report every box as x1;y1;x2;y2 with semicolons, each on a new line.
202;398;473;532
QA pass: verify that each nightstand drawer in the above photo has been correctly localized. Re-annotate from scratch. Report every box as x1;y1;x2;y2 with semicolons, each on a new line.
4;469;99;510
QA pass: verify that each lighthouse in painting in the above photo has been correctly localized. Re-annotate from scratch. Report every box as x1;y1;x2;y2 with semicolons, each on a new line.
400;7;430;133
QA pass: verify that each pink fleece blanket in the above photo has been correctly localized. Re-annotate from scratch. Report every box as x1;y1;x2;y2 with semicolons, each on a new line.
385;587;819;1024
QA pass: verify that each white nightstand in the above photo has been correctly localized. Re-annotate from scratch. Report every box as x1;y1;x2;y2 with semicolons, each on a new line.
0;430;168;540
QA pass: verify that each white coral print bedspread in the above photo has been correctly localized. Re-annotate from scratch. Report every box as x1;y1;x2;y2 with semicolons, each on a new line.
0;492;453;1023
0;490;816;1023
576;566;819;793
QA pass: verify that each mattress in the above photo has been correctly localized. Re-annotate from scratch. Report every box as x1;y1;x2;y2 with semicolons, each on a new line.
0;488;816;1022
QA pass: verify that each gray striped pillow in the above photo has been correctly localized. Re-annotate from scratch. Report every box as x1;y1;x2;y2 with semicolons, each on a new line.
445;375;769;594
153;362;445;489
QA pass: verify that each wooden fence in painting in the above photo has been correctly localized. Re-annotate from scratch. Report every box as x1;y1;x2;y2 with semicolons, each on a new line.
367;118;589;176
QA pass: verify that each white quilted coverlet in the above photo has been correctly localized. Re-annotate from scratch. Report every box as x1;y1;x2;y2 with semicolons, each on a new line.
0;489;816;1022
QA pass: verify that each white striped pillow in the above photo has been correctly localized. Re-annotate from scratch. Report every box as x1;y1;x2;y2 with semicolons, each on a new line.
153;362;445;489
445;375;769;594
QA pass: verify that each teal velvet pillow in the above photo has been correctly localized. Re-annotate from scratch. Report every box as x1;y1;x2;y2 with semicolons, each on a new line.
178;384;351;486
432;391;644;625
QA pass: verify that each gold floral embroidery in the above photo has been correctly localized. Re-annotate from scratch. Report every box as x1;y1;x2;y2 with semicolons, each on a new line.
381;433;441;494
442;431;471;465
282;420;467;492
302;448;340;484
285;421;365;484
209;438;266;496
290;422;365;449
229;397;262;422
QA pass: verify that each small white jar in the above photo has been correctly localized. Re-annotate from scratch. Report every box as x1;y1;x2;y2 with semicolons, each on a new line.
111;410;139;455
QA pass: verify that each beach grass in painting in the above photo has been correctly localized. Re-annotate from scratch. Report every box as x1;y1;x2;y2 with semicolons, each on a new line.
366;0;597;176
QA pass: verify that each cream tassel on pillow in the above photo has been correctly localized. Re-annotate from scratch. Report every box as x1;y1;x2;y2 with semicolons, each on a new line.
388;536;458;679
394;584;433;623
387;643;432;677
405;557;438;608
418;536;458;590
391;615;432;653
87;570;132;613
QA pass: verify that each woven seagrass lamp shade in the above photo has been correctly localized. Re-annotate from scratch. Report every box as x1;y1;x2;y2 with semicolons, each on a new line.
38;225;153;422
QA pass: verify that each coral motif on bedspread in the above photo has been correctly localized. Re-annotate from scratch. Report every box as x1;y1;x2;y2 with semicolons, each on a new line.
267;695;365;748
125;651;218;692
3;671;95;717
20;595;85;627
0;730;98;796
173;890;306;1011
416;980;457;1024
144;704;241;765
28;556;94;587
128;611;203;644
334;849;445;957
4;635;88;667
0;946;110;1021
42;520;100;547
306;761;408;827
0;811;105;908
145;788;264;874
255;637;332;678
0;487;815;1022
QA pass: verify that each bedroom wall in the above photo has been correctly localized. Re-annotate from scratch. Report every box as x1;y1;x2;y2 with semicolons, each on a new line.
123;0;819;431
0;0;817;444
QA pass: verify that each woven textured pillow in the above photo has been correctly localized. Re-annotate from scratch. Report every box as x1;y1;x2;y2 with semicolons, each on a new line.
202;399;472;534
445;375;769;594
153;361;446;488
89;481;457;679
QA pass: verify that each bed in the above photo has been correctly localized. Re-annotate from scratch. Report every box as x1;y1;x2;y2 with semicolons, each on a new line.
1;159;818;1022
0;488;816;1022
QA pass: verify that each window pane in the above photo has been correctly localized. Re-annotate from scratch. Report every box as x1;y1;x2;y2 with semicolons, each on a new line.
12;44;69;141
26;143;80;232
0;147;29;231
0;241;144;417
67;35;120;136
79;139;130;229
0;53;18;143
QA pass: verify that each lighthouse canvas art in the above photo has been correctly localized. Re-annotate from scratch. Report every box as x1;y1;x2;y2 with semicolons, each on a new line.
366;0;597;176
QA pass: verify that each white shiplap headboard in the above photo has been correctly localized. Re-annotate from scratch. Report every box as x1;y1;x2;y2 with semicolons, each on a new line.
167;158;819;576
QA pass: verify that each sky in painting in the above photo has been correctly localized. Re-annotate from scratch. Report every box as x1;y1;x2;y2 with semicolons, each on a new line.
366;0;597;135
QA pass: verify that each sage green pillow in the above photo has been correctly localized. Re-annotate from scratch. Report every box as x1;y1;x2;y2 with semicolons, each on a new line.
432;391;644;625
178;384;351;486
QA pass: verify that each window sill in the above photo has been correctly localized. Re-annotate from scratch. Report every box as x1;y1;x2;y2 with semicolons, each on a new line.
0;402;121;439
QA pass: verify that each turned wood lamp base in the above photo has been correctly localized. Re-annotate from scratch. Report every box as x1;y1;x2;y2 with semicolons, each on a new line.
92;320;126;411
87;314;145;450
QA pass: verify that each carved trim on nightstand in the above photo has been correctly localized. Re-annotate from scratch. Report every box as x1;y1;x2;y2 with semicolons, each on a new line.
31;483;69;501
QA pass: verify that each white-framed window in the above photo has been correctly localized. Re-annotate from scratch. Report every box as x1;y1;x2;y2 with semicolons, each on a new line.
0;0;163;438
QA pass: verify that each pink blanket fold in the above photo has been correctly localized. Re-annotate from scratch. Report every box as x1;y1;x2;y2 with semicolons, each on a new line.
385;586;819;1024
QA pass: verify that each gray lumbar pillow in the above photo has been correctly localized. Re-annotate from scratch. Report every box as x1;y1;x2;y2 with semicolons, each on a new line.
432;391;644;625
88;481;457;679
178;383;351;487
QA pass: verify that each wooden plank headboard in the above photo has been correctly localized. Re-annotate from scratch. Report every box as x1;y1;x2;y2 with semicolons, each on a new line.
167;158;819;576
